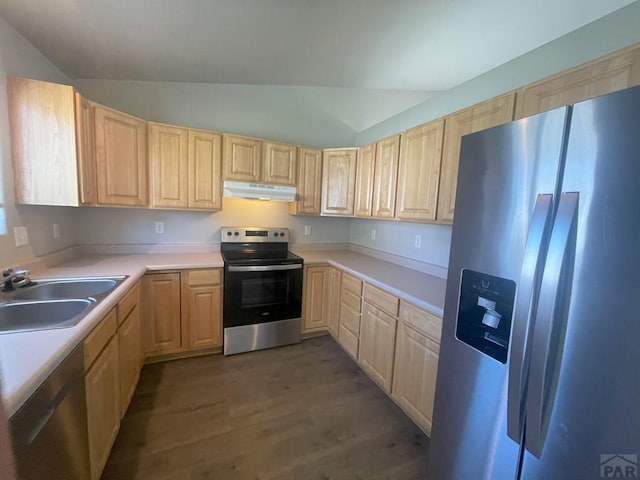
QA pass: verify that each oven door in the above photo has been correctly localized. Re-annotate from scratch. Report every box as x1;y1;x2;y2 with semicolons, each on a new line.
224;263;303;328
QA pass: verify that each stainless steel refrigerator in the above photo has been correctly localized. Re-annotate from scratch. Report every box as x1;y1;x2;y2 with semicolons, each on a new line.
429;85;640;480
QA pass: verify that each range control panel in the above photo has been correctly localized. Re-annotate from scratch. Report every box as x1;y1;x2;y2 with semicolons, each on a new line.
221;227;289;243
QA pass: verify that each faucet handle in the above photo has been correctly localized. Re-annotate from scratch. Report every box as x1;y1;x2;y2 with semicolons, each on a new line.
14;269;30;277
2;269;13;277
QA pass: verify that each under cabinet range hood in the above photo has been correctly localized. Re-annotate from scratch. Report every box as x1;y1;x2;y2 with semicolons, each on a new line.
223;181;296;202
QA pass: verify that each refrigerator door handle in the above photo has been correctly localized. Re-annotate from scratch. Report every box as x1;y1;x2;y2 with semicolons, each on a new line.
525;192;579;458
507;194;554;444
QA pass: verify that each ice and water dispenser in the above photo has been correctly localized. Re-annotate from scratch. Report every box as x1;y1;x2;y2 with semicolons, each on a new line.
456;269;516;363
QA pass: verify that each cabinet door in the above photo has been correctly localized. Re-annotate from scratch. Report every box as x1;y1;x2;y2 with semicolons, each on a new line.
263;141;297;185
392;322;439;435
188;129;222;210
327;267;342;337
302;265;328;333
437;92;515;223
321;149;357;216
142;273;182;356
94;105;147;206
7;77;81;206
372;135;400;218
85;336;120;480
396;119;444;222
515;44;640;119
354;143;375;217
223;134;262;182
149;123;189;208
290;147;322;214
75;93;97;205
183;269;223;350
118;304;141;417
359;302;398;392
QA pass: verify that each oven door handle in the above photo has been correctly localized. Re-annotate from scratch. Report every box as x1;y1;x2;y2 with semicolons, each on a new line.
227;264;303;272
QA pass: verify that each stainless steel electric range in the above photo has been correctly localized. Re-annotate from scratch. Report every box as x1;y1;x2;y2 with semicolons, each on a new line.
221;227;303;355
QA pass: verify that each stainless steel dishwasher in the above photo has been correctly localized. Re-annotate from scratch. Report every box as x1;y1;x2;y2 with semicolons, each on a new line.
9;344;90;480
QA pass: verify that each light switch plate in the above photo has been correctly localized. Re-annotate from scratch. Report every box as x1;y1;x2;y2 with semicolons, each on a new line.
304;225;311;236
14;226;29;247
414;235;422;248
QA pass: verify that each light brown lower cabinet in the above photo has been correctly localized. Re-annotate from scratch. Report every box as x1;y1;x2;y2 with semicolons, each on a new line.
85;333;120;480
117;302;141;416
143;268;223;359
359;301;398;393
326;267;342;337
302;265;328;333
337;272;363;358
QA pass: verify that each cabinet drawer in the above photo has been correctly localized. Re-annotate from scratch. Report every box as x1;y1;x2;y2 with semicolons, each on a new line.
340;304;361;337
364;283;399;317
338;323;359;359
400;300;442;343
84;308;118;370
117;282;140;325
341;272;363;295
188;269;222;286
340;288;362;313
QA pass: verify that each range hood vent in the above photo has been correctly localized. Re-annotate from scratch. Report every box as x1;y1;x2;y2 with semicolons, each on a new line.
223;181;296;202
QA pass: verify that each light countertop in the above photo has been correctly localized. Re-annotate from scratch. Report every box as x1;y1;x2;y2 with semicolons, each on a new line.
0;253;223;417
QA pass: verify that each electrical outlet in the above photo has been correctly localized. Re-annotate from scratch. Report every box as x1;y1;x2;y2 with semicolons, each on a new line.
371;229;376;241
414;235;422;248
304;225;311;236
53;223;61;239
155;221;164;234
14;226;29;247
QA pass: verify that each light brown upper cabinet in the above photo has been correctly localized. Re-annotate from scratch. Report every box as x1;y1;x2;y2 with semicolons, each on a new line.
149;123;222;210
263;141;297;186
321;148;358;216
289;147;322;215
437;92;516;223
223;134;262;182
515;44;640;119
7;77;97;206
94;104;148;207
371;135;400;218
354;143;375;217
396;119;445;222
149;123;189;208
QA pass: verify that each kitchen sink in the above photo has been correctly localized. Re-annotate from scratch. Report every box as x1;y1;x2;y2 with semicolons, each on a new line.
0;299;94;334
8;277;124;301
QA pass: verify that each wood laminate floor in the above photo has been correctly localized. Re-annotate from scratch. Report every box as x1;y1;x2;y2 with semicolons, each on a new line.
102;335;430;480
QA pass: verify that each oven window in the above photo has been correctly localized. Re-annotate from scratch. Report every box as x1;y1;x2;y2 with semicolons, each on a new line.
241;277;289;308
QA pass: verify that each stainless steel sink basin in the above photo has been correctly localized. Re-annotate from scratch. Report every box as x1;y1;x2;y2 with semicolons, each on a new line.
8;278;122;301
0;299;94;334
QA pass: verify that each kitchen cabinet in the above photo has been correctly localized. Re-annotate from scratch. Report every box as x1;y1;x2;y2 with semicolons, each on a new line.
7;77;97;206
189;129;223;210
223;134;262;182
289;147;323;215
182;269;223;349
321;148;358;216
117;283;142;416
396;119;444;222
354;143;375;217
326;266;342;338
263;141;297;186
94;104;148;206
149;122;189;208
302;265;328;333
392;301;442;435
372;135;400;218
142;272;182;356
359;302;398;392
143;269;224;359
149;124;222;210
84;309;120;480
515;43;640;119
437;92;515;223
337;272;363;358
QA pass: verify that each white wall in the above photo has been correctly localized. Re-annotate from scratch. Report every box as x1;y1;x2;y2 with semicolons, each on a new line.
75;198;351;247
0;17;78;267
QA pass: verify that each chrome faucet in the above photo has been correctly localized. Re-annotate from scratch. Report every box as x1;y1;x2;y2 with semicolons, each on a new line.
2;268;31;291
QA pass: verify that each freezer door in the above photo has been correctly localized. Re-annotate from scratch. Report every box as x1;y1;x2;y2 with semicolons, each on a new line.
520;86;640;479
429;107;568;479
